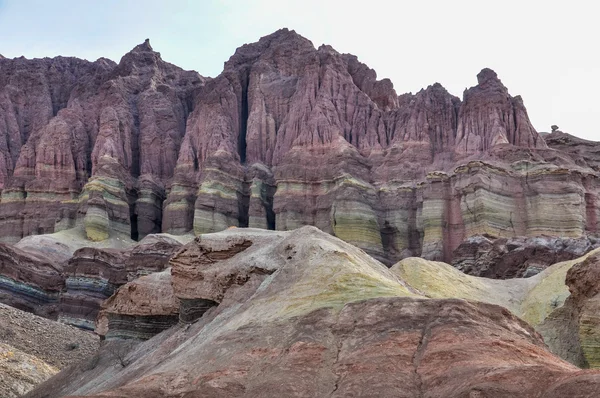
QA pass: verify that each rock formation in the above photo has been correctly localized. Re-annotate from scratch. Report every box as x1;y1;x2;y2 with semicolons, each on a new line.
96;269;179;340
5;29;600;396
566;252;600;368
452;234;600;278
60;247;131;329
0;243;65;318
0;225;184;330
0;39;203;244
0;29;598;265
540;252;600;369
59;234;182;329
25;227;600;397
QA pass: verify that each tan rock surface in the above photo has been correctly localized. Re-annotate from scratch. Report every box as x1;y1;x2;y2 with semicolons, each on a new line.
0;342;57;398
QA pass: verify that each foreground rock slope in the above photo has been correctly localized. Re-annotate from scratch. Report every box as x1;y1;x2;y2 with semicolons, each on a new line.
26;227;600;397
0;303;98;397
1;29;599;265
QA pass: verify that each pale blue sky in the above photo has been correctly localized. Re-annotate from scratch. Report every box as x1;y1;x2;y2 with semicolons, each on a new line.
0;0;598;141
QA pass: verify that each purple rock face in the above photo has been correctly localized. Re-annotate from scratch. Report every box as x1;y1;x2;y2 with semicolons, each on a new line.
0;29;599;265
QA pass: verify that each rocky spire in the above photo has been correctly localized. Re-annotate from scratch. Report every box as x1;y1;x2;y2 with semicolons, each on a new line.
455;68;546;154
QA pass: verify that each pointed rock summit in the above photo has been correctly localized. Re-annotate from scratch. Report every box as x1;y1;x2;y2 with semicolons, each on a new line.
455;68;546;153
476;67;501;86
137;38;153;52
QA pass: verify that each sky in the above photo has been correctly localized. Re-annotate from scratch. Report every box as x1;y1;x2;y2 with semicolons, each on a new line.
0;0;598;141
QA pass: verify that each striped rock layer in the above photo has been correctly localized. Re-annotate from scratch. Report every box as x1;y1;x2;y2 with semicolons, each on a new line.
0;243;64;319
96;227;600;368
0;29;599;264
59;234;182;329
0;231;182;331
96;269;179;340
26;226;600;398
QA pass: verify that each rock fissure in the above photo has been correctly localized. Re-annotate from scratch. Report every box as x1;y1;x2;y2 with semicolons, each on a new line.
329;334;343;397
238;70;250;164
411;304;438;398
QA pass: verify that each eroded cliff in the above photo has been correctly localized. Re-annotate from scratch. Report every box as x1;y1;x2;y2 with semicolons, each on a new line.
0;29;598;265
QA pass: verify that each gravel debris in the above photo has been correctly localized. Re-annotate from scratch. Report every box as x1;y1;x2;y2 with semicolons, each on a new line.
0;303;99;369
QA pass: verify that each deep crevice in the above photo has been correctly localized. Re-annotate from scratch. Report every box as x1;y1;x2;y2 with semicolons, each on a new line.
130;214;139;241
411;305;438;398
130;111;141;179
129;188;139;241
265;184;276;230
238;71;250;164
237;180;250;228
380;220;398;263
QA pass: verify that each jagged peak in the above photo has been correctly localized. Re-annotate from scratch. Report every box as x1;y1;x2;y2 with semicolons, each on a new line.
463;68;509;98
114;39;164;76
224;28;315;69
409;83;460;105
94;57;117;68
132;38;153;53
424;82;452;94
258;28;312;45
120;39;160;62
477;68;499;85
318;44;339;55
0;54;5;60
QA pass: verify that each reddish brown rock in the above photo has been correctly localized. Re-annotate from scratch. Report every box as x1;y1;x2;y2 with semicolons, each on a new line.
455;68;546;154
0;243;64;318
124;234;183;280
59;247;130;329
544;130;600;172
0;40;203;243
1;29;599;266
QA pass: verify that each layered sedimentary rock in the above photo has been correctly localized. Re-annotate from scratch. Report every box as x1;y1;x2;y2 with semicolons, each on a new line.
59;234;181;329
544;130;600;172
26;227;600;398
393;248;600;366
0;243;64;318
452;234;600;278
124;234;184;280
0;226;138;324
1;29;600;265
96;269;179;340
60;247;130;329
0;221;183;331
170;229;273;322
0;40;203;244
